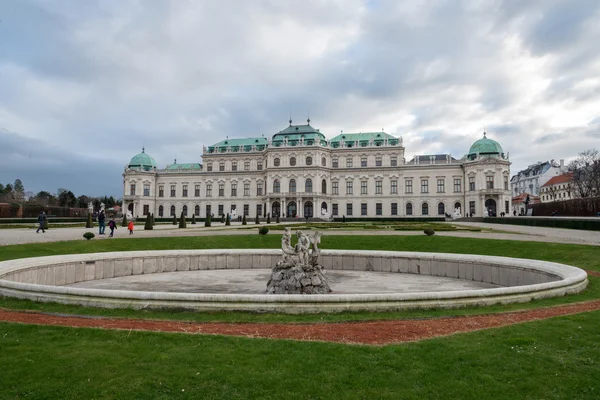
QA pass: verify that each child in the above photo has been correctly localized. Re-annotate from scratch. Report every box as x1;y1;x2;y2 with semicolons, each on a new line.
108;218;117;237
128;220;134;235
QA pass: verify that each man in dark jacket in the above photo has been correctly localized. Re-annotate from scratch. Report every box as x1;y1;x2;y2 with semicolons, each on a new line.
36;211;46;233
98;210;106;235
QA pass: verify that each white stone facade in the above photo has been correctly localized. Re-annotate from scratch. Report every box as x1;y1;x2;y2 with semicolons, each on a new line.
123;124;511;219
510;159;567;197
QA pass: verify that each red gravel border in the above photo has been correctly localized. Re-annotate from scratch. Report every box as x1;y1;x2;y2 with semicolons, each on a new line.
2;300;600;345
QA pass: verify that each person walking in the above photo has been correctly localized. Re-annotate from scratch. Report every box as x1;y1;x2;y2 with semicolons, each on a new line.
108;217;117;237
98;210;106;235
128;220;134;235
36;211;46;233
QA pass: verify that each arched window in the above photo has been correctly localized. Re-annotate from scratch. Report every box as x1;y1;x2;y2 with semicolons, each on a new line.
195;205;200;216
306;156;312;166
274;157;280;167
321;179;327;194
158;205;164;217
170;205;176;216
438;202;445;215
406;203;413;215
305;178;313;193
422;203;429;215
182;205;188;216
273;179;280;193
289;179;296;193
290;157;296;166
321;157;326;166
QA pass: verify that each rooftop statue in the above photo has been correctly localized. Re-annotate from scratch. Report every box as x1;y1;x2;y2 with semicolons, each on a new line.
267;228;331;294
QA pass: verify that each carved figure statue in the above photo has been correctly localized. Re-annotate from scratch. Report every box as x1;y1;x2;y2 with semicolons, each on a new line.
88;202;94;214
100;202;106;212
267;229;331;294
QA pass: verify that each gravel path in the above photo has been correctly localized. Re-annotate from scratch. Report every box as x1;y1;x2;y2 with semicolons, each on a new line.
2;300;599;345
1;221;598;246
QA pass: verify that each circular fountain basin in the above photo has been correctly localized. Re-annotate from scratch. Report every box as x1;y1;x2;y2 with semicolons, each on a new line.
0;250;588;313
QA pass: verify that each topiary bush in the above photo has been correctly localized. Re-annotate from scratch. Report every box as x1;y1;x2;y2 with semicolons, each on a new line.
43;218;49;230
86;213;94;228
121;214;128;227
424;228;435;236
191;214;196;225
221;214;225;223
83;232;95;240
255;215;260;224
151;213;155;226
172;215;177;225
242;215;247;225
258;227;269;235
225;213;231;226
267;214;271;224
179;212;187;228
205;214;212;227
144;216;153;230
276;215;280;223
342;215;346;223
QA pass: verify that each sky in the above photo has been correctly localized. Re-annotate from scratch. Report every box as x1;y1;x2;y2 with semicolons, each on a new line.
1;0;599;198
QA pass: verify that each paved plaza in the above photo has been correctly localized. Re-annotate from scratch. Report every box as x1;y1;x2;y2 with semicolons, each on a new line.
1;220;599;246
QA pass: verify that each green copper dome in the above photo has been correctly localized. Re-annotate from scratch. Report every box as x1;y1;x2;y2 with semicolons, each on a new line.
128;148;157;170
467;133;504;159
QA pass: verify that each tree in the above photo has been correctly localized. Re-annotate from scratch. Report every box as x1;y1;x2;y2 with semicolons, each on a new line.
205;214;211;227
267;214;271;224
179;212;187;228
255;214;260;224
225;213;231;226
121;213;128;227
569;149;600;198
191;214;196;224
172;215;177;225
0;183;4;195
57;189;77;207
77;195;91;209
242;215;247;225
13;179;24;201
33;191;55;206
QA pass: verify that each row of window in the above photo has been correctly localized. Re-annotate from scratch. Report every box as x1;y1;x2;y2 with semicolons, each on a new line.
331;201;453;216
203;154;401;172
156;204;262;218
130;176;509;197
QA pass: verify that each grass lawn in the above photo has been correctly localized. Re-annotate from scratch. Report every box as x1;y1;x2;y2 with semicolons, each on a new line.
1;234;600;399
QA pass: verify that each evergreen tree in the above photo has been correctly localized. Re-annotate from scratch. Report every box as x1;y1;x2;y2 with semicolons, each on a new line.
225;213;231;226
242;215;247;225
43;216;49;230
179;212;187;228
86;212;94;228
151;213;155;225
267;214;271;224
205;214;211;227
255;214;260;224
172;215;177;225
221;214;225;223
144;215;153;230
191;214;196;224
121;214;128;227
276;214;280;223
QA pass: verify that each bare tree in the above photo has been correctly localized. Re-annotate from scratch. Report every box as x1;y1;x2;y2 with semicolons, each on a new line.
569;149;600;198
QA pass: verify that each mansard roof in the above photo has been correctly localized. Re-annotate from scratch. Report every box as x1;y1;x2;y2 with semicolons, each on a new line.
328;131;400;148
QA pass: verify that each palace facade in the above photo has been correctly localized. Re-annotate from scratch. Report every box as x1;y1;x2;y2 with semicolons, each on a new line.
123;120;511;219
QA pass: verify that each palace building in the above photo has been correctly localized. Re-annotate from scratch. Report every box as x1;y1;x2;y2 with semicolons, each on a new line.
123;120;511;220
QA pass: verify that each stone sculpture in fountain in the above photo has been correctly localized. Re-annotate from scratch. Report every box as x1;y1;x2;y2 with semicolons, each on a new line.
266;228;332;294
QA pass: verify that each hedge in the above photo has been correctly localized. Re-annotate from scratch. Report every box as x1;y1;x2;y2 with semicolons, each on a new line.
483;217;600;231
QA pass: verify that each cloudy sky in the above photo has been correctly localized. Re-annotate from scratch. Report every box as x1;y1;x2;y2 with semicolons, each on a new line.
1;0;599;197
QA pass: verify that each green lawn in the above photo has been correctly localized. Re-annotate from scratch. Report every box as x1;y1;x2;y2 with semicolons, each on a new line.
1;234;600;399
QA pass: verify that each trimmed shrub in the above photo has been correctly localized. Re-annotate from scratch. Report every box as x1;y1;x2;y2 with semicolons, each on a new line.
172;215;177;225
43;218;49;230
191;214;196;224
267;215;271;224
424;228;435;236
205;214;212;227
242;215;247;225
83;232;95;240
255;215;260;224
151;213;155;226
225;213;231;226
86;213;94;228
221;214;225;223
276;215;280;223
342;215;346;223
258;227;269;235
179;212;187;228
144;216;153;230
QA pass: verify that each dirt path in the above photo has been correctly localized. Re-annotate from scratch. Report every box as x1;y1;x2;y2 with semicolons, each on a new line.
2;300;600;345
